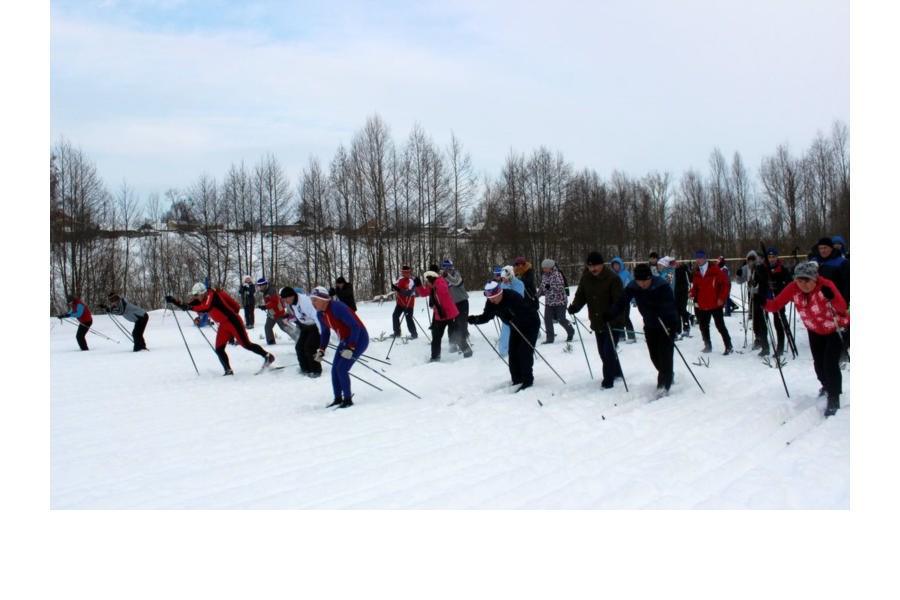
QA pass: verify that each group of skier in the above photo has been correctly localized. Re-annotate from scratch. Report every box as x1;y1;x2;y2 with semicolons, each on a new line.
56;235;850;416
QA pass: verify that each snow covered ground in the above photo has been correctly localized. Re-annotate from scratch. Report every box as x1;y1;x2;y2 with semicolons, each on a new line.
50;286;850;510
27;280;895;598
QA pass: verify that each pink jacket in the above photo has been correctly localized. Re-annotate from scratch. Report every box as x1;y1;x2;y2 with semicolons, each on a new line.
416;276;459;322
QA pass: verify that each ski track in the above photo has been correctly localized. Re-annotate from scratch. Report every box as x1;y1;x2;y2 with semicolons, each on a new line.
50;298;850;509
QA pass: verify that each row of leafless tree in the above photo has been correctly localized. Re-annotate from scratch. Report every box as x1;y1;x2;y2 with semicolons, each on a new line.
50;116;849;313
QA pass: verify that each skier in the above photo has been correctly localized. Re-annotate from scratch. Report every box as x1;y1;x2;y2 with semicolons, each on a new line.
497;265;526;357
605;263;681;398
765;247;792;357
567;251;627;389
609;257;636;343
239;276;256;329
329;276;357;312
101;292;149;351
689;250;734;355
537;258;575;344
763;261;849;417
468;281;541;391
441;259;473;357
279;286;322;378
673;258;694;338
389;265;418;340
414;270;459;362
257;277;299;344
57;294;93;351
311;286;369;408
740;250;772;356
166;282;275;375
513;256;540;312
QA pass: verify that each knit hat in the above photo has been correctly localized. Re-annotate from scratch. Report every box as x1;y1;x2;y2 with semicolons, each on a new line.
441;259;453;270
766;247;779;256
256;277;268;287
633;263;652;281
746;250;758;260
279;286;296;299
401;265;412;274
541;258;555;269
492;265;503;277
586;251;604;265
793;261;819;281
649;251;659;259
484;281;503;298
310;286;331;300
817;237;833;248
657;257;670;269
423;270;440;281
335;276;347;285
514;257;526;266
694;250;707;259
500;265;515;280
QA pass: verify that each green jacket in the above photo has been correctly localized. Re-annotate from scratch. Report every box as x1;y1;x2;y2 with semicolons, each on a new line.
569;266;627;331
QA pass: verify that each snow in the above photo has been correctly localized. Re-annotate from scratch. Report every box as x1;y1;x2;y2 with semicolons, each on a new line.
50;291;850;510
34;284;887;597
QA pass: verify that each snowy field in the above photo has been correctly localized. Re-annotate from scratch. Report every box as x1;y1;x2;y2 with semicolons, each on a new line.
50;285;851;510
26;280;896;598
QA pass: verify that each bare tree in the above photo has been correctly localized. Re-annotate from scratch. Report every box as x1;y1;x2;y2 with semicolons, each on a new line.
50;137;109;306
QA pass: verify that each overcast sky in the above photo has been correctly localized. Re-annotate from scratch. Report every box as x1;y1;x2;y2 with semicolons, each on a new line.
49;0;850;202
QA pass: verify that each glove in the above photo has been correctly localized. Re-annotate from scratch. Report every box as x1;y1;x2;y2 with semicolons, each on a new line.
314;349;325;362
165;295;177;304
390;283;399;291
821;286;834;300
567;305;577;315
413;277;422;287
340;347;354;359
467;315;477;324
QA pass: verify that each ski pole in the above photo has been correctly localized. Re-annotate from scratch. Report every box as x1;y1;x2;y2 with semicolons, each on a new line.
826;301;850;362
472;323;508;366
508;320;566;384
107;312;134;343
320;357;383;391
412;313;431;342
571;314;594;380
740;282;748;348
385;331;398;360
657;317;705;394
167;301;200;375
327;343;391;366
611;328;645;336
763;313;790;398
167;300;217;353
777;308;798;359
60;317;119;343
352;356;421;399
605;323;629;392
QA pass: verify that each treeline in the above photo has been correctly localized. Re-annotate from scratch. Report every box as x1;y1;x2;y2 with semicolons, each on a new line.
49;115;849;313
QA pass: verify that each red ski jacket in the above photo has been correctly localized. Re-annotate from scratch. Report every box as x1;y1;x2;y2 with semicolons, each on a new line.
689;263;730;310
